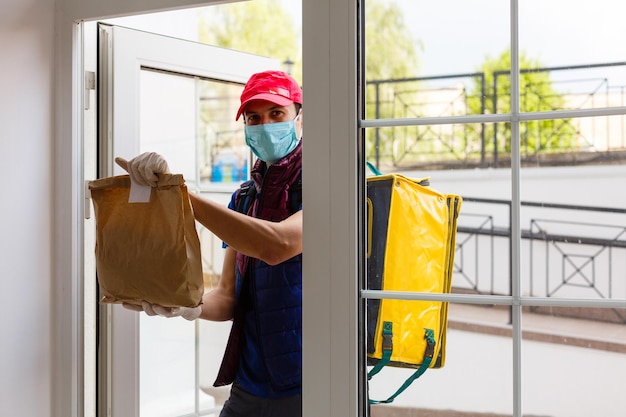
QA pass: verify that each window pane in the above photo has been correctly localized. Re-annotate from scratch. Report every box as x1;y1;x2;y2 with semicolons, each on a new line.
197;79;250;186
139;69;239;416
521;201;626;301
140;69;197;182
522;115;626;159
366;122;512;296
368;302;514;415
140;317;199;416
140;69;249;188
364;0;510;117
519;118;626;301
520;0;626;111
366;122;507;172
366;74;490;120
517;115;626;165
522;306;626;417
453;197;513;297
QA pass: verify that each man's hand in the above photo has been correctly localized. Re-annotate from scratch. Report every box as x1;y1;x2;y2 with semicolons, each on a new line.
115;152;170;187
123;301;202;321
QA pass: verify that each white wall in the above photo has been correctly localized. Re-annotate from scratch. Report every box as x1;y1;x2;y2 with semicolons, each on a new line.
0;1;233;417
411;164;626;208
408;164;626;298
0;0;54;415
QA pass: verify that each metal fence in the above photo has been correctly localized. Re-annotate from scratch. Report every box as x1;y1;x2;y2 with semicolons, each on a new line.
454;196;626;323
366;61;626;170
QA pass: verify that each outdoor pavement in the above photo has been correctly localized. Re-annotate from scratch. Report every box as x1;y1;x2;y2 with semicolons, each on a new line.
447;303;626;354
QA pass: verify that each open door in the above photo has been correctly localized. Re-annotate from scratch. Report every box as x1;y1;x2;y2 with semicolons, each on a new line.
97;23;279;417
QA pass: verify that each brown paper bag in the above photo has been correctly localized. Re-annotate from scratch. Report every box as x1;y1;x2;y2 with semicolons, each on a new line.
88;174;203;308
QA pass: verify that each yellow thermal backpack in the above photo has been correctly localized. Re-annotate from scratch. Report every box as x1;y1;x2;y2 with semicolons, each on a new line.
366;170;462;404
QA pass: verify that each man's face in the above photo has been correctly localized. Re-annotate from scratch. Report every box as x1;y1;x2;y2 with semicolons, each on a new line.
243;100;302;131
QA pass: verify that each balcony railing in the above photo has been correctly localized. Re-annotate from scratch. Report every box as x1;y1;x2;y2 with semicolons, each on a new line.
366;61;626;171
454;197;626;324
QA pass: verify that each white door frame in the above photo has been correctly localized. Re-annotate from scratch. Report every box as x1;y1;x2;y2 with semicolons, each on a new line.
97;23;278;416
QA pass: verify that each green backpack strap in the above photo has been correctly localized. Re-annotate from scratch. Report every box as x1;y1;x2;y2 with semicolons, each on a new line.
366;161;383;176
367;321;394;379
368;324;436;405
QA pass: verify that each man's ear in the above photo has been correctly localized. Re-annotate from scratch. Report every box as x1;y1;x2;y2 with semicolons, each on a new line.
296;110;303;138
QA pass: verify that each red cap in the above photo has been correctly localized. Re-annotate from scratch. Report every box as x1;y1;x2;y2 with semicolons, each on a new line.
236;70;303;120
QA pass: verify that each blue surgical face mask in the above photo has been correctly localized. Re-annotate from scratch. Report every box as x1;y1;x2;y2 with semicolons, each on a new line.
244;112;302;163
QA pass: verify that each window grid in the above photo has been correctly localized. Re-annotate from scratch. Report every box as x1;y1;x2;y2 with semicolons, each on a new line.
358;1;626;416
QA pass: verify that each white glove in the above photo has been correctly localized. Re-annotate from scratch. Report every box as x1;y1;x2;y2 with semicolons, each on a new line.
122;301;202;321
115;152;170;187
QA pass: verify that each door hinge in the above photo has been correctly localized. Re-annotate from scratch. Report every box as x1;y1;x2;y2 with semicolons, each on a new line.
85;71;96;110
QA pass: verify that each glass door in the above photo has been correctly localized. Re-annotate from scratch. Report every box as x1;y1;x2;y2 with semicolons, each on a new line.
97;23;279;417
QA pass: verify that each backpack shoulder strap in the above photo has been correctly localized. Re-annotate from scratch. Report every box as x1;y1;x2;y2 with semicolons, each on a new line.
234;180;257;215
235;171;302;216
289;171;303;213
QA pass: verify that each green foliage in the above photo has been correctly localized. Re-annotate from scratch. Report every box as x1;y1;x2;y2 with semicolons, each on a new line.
198;0;300;82
365;0;421;81
196;0;420;168
468;49;577;154
195;2;578;168
364;0;421;166
195;1;301;182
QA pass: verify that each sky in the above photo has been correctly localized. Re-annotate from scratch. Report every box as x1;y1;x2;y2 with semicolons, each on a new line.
110;0;626;88
281;0;626;86
401;0;626;74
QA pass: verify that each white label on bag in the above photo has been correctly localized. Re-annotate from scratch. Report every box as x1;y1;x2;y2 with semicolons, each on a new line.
128;179;152;203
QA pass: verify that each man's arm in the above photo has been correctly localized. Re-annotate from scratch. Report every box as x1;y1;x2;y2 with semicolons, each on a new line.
198;246;237;321
189;193;302;265
115;153;301;263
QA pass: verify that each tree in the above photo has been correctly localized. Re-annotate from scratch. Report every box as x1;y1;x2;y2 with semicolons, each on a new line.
195;1;300;182
364;0;422;168
198;0;300;81
196;0;422;170
364;1;421;81
468;49;577;157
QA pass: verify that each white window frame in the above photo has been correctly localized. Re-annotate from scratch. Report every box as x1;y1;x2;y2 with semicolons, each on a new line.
303;1;626;417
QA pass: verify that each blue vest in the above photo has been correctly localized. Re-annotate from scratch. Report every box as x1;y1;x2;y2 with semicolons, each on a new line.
214;143;302;396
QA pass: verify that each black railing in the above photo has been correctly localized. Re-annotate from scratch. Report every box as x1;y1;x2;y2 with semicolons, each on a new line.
454;197;626;324
366;61;626;171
